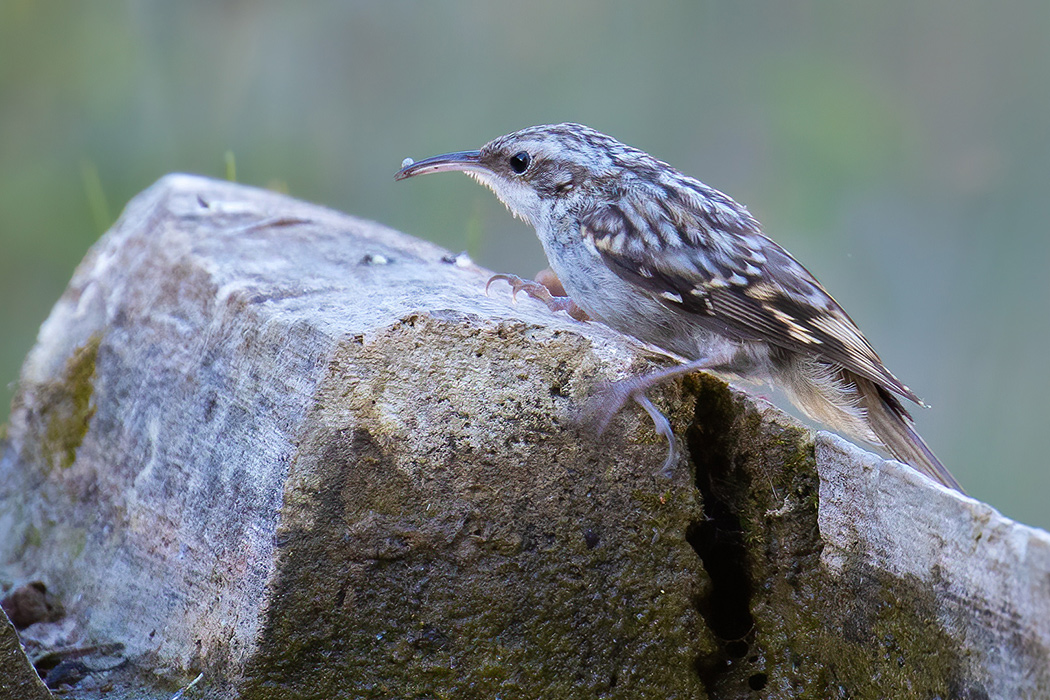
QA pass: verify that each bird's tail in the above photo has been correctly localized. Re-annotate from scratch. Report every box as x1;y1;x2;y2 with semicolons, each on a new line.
780;356;964;493
854;378;964;493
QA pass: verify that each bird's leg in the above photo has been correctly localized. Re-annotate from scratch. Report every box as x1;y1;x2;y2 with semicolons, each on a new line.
634;394;680;478
591;351;736;477
486;271;590;321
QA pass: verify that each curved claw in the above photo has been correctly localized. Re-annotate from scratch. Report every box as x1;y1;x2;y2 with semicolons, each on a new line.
487;273;590;321
485;273;520;299
585;381;680;478
587;358;728;478
634;394;680;478
487;273;555;303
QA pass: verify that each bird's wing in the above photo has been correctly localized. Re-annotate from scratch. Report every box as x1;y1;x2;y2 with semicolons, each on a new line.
580;201;921;404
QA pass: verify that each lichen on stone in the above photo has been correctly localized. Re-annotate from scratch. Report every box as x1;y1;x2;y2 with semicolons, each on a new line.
37;333;101;472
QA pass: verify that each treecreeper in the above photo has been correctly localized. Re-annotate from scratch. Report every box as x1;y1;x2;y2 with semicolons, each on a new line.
395;123;963;493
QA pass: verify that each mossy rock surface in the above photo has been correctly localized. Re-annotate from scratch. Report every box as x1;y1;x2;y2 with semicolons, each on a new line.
1;175;1047;699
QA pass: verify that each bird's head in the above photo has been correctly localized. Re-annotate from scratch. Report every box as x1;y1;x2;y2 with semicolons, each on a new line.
395;123;635;226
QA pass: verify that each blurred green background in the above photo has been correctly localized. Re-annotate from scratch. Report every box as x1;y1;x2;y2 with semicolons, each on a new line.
2;2;1047;528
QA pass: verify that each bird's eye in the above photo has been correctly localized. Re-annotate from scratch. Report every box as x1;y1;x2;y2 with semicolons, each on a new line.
509;151;531;174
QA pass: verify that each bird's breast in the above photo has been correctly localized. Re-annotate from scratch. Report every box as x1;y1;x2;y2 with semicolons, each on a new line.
534;222;739;363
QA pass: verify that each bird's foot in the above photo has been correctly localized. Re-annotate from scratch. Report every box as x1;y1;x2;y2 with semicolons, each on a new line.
586;356;731;478
587;376;680;478
486;273;589;321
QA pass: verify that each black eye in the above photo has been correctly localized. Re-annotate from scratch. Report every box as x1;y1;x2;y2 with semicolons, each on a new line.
509;151;531;174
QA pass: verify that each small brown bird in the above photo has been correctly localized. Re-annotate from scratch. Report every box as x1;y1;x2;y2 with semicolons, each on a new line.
396;123;962;492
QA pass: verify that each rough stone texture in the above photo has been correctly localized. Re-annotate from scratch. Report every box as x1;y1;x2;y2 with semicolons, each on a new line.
0;174;1047;699
0;607;52;700
815;434;1050;699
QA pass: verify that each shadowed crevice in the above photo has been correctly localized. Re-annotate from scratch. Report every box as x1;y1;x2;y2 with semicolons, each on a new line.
683;375;758;692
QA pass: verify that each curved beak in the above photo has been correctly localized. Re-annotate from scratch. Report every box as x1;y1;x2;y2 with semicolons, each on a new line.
394;150;485;181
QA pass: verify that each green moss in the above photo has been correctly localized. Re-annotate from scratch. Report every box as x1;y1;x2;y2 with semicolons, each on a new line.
242;419;709;699
681;372;982;698
23;525;42;550
238;346;983;699
39;334;100;471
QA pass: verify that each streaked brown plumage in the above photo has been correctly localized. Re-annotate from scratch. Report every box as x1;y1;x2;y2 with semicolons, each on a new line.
396;123;962;492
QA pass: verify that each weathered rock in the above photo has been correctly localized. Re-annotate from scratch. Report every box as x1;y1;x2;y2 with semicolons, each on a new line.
0;174;1047;699
0;607;52;700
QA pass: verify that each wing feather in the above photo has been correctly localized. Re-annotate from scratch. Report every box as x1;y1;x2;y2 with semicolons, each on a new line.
582;199;921;404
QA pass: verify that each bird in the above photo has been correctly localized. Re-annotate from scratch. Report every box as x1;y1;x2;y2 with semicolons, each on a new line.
395;123;963;493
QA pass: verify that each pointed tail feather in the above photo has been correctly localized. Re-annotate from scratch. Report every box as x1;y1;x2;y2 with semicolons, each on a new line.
857;379;964;493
